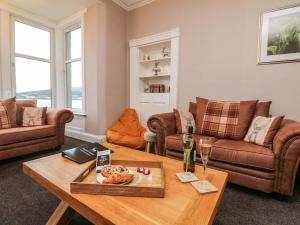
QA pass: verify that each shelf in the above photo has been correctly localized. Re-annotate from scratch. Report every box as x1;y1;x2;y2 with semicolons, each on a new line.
139;74;170;79
139;57;171;64
143;92;170;94
139;92;170;104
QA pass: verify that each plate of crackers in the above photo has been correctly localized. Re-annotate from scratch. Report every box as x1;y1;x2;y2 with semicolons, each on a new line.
97;165;134;185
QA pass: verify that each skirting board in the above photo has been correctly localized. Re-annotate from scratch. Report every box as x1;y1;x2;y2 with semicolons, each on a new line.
65;129;106;143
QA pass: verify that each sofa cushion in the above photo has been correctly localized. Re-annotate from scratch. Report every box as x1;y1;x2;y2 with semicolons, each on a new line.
22;107;47;127
211;139;275;171
0;103;11;129
16;100;37;126
189;102;197;119
165;134;218;152
0;125;56;146
0;97;17;128
255;101;272;117
173;109;195;134
190;101;271;118
196;97;258;140
244;116;284;148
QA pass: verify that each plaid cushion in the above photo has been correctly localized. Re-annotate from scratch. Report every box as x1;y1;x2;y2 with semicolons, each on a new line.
0;103;11;129
201;101;240;138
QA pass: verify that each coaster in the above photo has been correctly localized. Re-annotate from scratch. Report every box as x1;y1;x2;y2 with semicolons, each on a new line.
176;172;199;183
191;180;218;194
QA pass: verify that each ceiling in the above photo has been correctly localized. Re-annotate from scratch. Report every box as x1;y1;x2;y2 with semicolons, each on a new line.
111;0;156;11
1;0;156;22
2;0;98;21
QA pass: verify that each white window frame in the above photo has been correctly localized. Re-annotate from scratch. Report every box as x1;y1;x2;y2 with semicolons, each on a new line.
10;16;56;108
63;23;85;114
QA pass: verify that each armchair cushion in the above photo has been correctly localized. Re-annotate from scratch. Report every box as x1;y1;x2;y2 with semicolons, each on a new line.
0;103;11;129
16;100;37;125
21;107;47;127
0;97;17;128
0;125;56;146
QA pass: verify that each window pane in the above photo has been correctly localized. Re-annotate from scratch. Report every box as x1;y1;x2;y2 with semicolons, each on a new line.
15;21;50;59
15;57;51;107
66;28;82;60
66;61;82;110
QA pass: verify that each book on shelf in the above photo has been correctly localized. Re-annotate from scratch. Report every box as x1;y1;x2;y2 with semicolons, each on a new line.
149;84;168;93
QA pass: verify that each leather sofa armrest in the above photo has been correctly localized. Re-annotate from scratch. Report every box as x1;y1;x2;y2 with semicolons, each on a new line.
147;112;177;155
273;119;300;195
46;109;74;127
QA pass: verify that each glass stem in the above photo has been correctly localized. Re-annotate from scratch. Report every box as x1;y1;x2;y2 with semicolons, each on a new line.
203;161;207;178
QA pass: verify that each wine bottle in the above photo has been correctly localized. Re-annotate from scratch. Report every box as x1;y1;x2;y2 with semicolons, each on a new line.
183;120;195;172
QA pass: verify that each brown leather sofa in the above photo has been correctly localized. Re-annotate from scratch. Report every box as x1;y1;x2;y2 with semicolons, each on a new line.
0;100;74;160
148;108;300;196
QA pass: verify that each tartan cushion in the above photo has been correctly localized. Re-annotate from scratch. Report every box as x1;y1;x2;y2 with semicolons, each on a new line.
201;101;240;138
0;97;17;127
196;97;258;140
0;103;11;129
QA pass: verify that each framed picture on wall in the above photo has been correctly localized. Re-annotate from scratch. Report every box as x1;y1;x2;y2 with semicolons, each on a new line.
258;4;300;64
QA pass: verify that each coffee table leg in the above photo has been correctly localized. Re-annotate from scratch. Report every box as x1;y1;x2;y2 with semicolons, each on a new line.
46;201;75;225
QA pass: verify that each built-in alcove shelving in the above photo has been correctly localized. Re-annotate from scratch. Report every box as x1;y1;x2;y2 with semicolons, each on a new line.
129;29;180;126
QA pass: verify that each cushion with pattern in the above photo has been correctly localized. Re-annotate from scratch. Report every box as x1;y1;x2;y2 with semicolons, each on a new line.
0;103;11;129
174;109;195;134
244;115;284;149
0;97;17;128
22;107;47;127
196;97;258;139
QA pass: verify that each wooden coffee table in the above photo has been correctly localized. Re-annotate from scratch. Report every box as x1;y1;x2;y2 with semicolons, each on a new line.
23;143;228;225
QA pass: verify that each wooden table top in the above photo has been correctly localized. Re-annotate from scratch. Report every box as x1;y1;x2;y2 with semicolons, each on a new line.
23;143;228;225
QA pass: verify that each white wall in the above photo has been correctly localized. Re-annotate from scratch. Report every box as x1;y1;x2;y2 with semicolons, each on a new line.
0;10;13;99
127;0;300;121
0;1;128;141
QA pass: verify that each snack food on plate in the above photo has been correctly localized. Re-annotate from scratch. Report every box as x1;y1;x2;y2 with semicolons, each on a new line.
101;165;133;184
103;173;134;184
102;165;129;177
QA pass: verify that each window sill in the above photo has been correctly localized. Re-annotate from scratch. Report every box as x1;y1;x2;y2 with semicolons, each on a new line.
67;110;86;117
74;112;87;117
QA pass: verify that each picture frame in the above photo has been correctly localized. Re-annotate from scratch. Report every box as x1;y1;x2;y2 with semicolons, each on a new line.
258;4;300;64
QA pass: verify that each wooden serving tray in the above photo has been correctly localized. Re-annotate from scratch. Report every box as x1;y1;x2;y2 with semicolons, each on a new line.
70;160;165;198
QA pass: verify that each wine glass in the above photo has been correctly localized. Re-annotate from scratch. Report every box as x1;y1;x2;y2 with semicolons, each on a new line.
198;138;213;180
